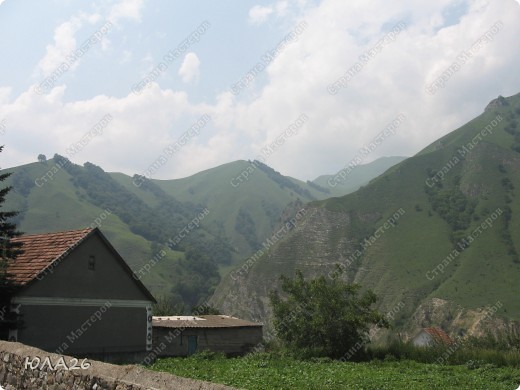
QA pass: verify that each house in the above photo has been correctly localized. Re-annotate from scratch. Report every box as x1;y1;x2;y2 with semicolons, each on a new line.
152;315;263;357
412;327;453;347
6;228;156;363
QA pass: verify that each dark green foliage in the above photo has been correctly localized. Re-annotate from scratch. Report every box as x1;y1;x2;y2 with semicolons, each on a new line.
368;329;520;368
306;180;331;194
260;200;281;226
269;269;388;359
171;248;221;309
499;172;518;261
152;294;185;316
501;178;514;191
53;154;230;306
425;186;477;233
500;205;519;263
9;169;33;226
464;328;520;351
368;341;520;368
191;304;220;315
235;208;260;250
0;146;24;340
11;169;35;197
55;155;232;261
253;161;315;200
504;116;520;153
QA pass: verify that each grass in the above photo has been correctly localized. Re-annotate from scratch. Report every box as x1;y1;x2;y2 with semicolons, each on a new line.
148;352;520;389
368;340;520;368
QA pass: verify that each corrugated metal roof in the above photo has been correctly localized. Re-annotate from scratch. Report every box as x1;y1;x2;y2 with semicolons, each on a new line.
7;228;93;285
152;315;262;329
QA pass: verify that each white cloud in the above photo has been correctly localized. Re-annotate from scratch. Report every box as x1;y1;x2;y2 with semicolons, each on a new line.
178;53;200;84
108;0;145;24
35;10;110;79
275;1;289;16
3;0;520;183
32;0;144;88
37;17;83;77
233;0;520;179
0;83;211;177
248;5;274;25
108;0;144;24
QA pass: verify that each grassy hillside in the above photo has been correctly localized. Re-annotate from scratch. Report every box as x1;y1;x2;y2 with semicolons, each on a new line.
110;159;385;265
321;93;520;318
3;156;383;309
5;160;185;301
313;156;407;196
111;160;331;263
211;92;520;337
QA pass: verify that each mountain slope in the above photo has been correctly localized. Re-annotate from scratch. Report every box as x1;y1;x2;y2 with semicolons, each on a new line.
211;93;520;338
4;157;382;307
313;156;408;196
111;160;332;264
6;159;192;302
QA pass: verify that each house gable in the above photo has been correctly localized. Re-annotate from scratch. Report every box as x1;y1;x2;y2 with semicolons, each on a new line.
16;231;150;301
12;228;155;303
7;228;155;358
412;327;453;347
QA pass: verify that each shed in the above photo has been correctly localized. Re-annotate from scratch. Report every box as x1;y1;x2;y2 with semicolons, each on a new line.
5;228;156;363
412;327;453;347
152;315;263;357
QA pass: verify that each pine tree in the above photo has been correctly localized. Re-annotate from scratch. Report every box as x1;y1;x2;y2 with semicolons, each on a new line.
0;146;23;339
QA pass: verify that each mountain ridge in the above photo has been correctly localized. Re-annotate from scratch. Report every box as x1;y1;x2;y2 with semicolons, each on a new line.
4;155;402;309
211;92;520;339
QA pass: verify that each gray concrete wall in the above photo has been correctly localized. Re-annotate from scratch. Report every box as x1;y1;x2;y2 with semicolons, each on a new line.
0;341;236;390
17;305;147;357
154;326;263;357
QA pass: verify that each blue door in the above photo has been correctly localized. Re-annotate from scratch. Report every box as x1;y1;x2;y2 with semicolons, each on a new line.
188;336;198;355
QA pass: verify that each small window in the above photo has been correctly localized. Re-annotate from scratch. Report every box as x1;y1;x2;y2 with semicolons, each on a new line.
88;255;96;270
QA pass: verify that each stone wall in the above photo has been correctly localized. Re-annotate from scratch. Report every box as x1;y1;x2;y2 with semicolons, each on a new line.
0;341;236;390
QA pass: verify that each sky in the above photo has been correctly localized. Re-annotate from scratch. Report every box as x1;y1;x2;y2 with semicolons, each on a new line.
0;0;519;182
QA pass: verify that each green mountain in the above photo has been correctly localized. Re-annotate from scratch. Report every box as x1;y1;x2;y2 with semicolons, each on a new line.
112;159;334;267
211;93;520;338
4;156;394;309
313;156;408;196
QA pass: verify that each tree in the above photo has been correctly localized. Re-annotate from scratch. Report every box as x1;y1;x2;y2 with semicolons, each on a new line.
171;248;221;309
0;146;24;339
37;154;47;164
152;294;185;316
269;268;388;359
192;304;220;315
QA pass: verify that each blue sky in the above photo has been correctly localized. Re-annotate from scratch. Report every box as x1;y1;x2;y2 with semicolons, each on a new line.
0;0;519;181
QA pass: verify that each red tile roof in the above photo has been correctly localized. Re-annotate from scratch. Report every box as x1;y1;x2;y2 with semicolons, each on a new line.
6;228;93;285
423;327;453;345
